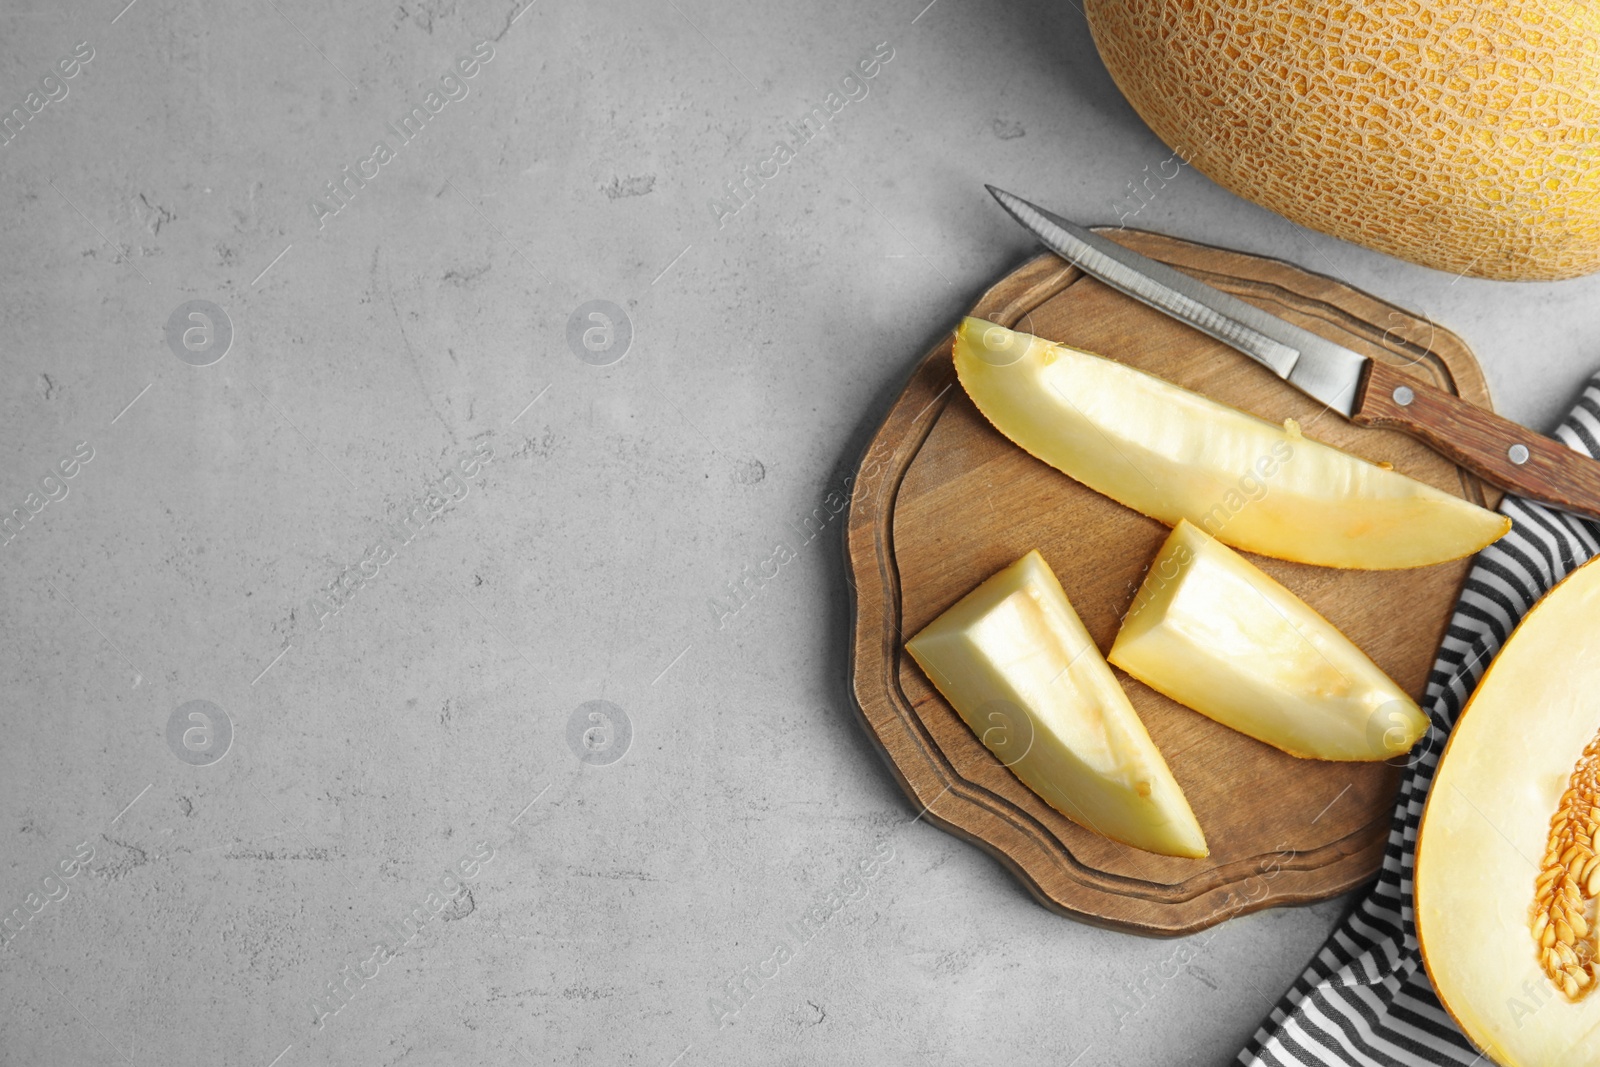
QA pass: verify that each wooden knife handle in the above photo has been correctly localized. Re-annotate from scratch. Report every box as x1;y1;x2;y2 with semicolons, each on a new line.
1352;360;1600;522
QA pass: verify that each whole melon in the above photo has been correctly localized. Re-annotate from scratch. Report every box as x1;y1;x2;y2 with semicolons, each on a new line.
1082;1;1600;281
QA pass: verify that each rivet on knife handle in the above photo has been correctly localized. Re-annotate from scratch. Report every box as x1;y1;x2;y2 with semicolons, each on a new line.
1354;361;1600;522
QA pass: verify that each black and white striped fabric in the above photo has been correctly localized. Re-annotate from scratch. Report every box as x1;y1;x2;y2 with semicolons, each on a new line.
1239;378;1600;1067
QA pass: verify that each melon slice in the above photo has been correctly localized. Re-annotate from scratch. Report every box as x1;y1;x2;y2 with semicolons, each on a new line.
1109;520;1427;761
1418;556;1600;1067
953;318;1509;570
906;549;1207;858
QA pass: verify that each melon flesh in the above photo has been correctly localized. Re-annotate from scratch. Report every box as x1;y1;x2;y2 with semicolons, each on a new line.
1417;556;1600;1067
953;319;1509;570
906;550;1207;858
1110;521;1426;761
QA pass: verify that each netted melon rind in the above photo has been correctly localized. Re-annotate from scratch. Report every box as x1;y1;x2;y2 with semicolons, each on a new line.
1084;0;1600;281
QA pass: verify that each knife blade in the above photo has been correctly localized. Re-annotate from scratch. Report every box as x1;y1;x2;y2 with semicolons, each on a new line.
986;185;1600;524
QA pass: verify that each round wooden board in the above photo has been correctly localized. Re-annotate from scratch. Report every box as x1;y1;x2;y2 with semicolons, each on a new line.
844;230;1499;937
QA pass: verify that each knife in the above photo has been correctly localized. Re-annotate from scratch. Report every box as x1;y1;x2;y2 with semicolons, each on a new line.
986;185;1600;524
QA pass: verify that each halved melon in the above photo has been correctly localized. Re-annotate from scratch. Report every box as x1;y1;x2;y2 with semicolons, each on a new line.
953;318;1509;570
906;549;1207;858
1110;520;1427;761
1417;555;1600;1066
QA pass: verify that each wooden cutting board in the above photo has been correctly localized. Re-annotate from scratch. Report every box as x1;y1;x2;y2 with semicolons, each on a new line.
844;230;1499;937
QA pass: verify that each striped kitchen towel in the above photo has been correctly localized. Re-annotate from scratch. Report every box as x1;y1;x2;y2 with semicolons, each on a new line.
1239;378;1600;1067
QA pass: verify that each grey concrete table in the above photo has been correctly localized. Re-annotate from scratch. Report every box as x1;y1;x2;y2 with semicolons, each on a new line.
4;1;1597;1064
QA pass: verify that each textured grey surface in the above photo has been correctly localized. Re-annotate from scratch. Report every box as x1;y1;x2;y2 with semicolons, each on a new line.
4;1;1600;1064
